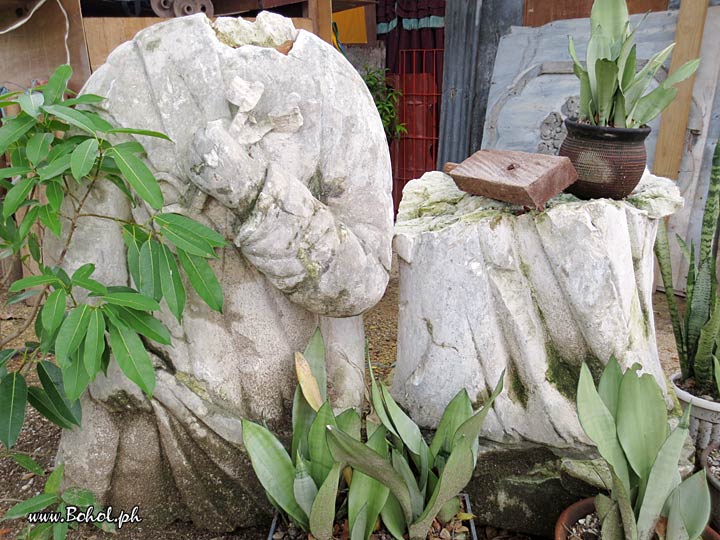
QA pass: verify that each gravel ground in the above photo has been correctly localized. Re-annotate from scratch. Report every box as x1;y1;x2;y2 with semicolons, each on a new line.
0;281;679;540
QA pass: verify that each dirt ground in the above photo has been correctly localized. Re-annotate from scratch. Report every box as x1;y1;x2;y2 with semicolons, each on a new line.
0;280;679;540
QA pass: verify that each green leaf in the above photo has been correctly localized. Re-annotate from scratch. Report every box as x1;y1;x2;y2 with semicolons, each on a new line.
177;249;223;312
576;363;630;493
326;425;414;526
381;493;408;540
18;93;45;118
0;166;31;179
61;94;105;107
0;372;27;449
109;147;163;209
55;305;92;366
452;371;505;460
636;408;691;540
670;470;711;540
107;321;155;396
39;205;61;237
241;419;309;529
665;58;700;88
154;213;225;249
121;224;148;288
43;65;72;105
624;43;675;112
0;114;36;155
36;362;80;427
430;389;473;459
616;366;667;499
101;291;160;312
378;382;424;456
12;453;44;475
6;289;41;306
594;59;619;126
44;464;64;495
111;141;145;154
598;356;623;418
42;105;97;135
61;487;95;507
61;354;91;401
309;462;343;540
38;155;72;181
70;138;98;180
83;308;106;378
2;492;58;520
158;243;185;322
3;177;37;220
155;215;222;258
41;288;67;335
628;86;677;128
138;239;162;301
308;401;338;487
45;181;64;212
26;133;54;166
655;223;686;373
104;305;170;345
336;408;361;439
27;387;75;430
294;455;318;520
107;128;172;141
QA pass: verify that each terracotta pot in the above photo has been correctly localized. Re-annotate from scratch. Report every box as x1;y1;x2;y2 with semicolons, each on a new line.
555;497;720;540
671;373;720;455
701;442;720;530
559;118;651;200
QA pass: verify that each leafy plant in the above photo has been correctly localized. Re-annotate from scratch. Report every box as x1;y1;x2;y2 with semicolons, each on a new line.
1;462;115;539
326;365;504;540
655;141;720;395
576;357;710;540
568;0;699;128
362;68;407;143
0;65;226;454
242;329;353;540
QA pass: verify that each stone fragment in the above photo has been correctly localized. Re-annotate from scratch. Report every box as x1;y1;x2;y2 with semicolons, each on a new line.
447;149;577;209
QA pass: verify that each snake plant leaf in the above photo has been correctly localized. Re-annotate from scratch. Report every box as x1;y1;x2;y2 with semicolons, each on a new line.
616;366;667;487
636;408;691;540
688;260;713;359
304;328;327;400
598;356;623;418
336;408;362;440
595;493;614;520
667;491;691;540
308;401;337;487
452;371;505;462
600;502;625;540
569;36;594;122
714;356;720;396
392;450;424;520
624;43;675;113
295;352;324;412
590;0;629;45
293;455;318;519
309;462;343;540
577;363;630;492
613;95;627;128
676;235;692;263
587;30;613;109
408;436;476;540
351;503;369;540
655;224;686;371
695;298;720;390
430;388;473;460
380;383;425;457
701;142;720;264
665;59;701;89
327;425;414;525
619;42;637;91
381;493;408;540
628;85;678;128
241;419;309;529
348;426;390;540
610;466;638;540
595;59;619;125
369;361;400;439
670;470;711;540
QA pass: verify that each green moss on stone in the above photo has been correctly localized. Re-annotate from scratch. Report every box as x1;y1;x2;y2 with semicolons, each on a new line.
545;342;603;401
507;365;529;408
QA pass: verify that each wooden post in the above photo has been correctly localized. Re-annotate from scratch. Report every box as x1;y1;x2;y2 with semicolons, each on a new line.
306;0;332;43
653;0;709;179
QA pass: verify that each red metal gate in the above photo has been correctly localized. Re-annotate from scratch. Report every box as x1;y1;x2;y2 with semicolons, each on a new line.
390;48;444;215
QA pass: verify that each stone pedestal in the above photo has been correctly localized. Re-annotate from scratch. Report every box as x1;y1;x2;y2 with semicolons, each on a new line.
392;170;682;448
392;170;682;534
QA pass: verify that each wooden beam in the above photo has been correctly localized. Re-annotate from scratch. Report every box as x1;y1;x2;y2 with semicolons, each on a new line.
654;0;709;179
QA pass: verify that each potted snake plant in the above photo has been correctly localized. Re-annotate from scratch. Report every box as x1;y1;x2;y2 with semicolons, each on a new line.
556;358;716;540
561;0;699;199
655;141;720;455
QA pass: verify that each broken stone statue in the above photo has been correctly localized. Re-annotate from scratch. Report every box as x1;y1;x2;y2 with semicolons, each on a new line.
46;13;393;532
392;169;683;535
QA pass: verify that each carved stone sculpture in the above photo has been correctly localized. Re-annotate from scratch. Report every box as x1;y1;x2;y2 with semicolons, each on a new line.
50;13;393;531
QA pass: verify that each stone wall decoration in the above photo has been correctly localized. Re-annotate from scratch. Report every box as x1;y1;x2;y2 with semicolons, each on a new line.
48;12;393;532
482;8;720;291
392;170;682;449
